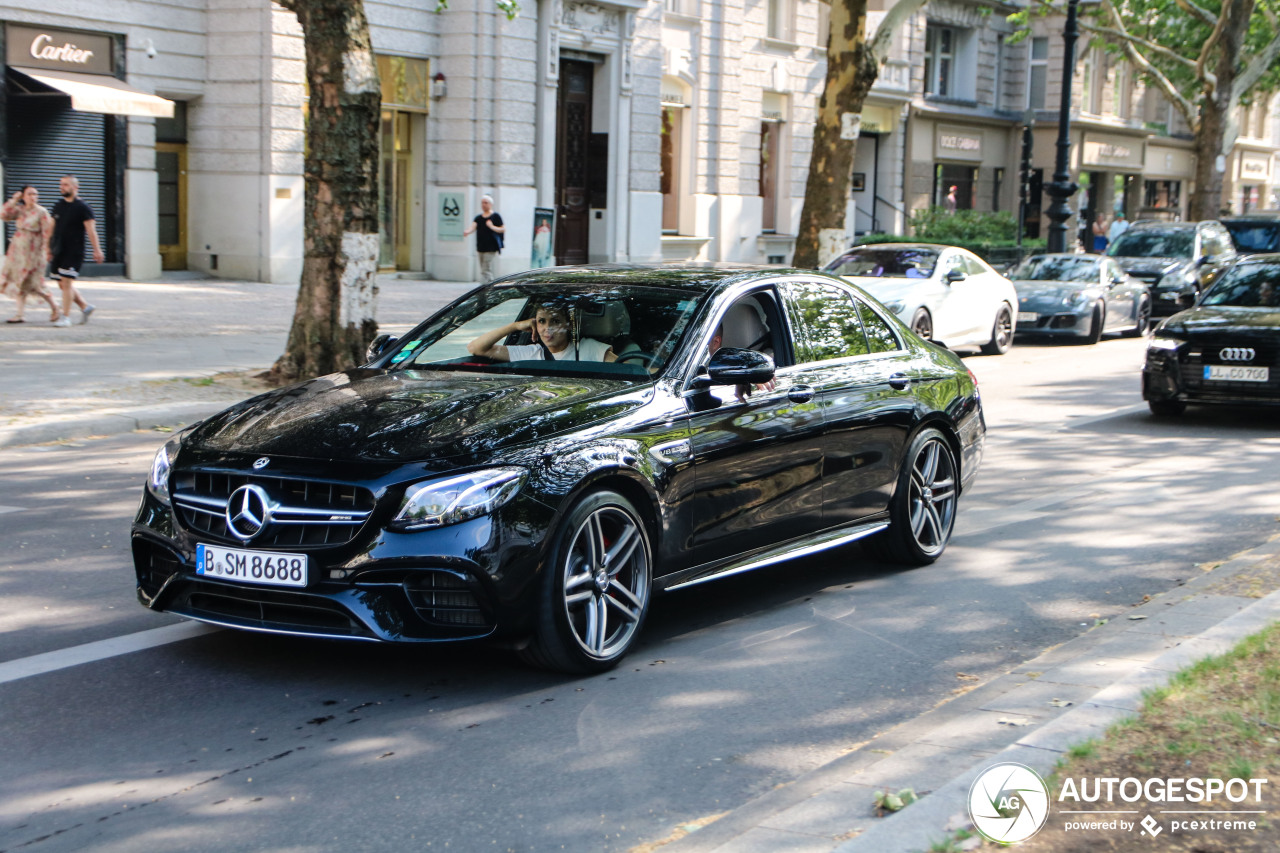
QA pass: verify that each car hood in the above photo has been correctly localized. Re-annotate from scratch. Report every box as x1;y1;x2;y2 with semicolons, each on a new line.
1159;305;1280;339
186;369;648;463
1112;257;1186;277
1012;280;1101;301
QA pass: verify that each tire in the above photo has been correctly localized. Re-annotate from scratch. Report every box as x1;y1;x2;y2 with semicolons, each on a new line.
910;309;933;341
1121;297;1151;338
1082;304;1104;345
979;304;1014;355
866;428;959;566
1148;398;1186;417
520;490;652;674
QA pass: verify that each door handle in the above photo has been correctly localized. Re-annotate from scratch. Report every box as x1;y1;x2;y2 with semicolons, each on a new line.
788;384;815;403
888;373;911;390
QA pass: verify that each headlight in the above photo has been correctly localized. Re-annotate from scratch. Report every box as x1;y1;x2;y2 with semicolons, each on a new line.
147;437;180;506
1147;337;1182;351
391;467;526;530
882;300;906;314
1062;292;1090;308
1157;270;1195;291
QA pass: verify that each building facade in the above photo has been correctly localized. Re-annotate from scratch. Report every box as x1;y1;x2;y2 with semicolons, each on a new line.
2;1;1278;285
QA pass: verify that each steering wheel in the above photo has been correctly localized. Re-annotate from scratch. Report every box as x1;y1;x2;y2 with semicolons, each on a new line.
615;352;655;367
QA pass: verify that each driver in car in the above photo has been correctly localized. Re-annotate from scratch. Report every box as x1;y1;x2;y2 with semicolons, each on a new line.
468;301;618;362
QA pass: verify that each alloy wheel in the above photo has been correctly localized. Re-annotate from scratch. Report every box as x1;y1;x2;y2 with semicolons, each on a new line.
908;437;957;557
560;505;650;659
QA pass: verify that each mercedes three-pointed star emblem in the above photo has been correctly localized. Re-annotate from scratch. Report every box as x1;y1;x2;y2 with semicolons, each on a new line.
226;484;273;541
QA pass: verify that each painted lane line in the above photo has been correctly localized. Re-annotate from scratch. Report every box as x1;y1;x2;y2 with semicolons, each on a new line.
0;621;221;686
0;505;22;514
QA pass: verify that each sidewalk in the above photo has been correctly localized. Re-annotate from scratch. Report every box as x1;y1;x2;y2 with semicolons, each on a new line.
0;271;474;447
656;536;1280;853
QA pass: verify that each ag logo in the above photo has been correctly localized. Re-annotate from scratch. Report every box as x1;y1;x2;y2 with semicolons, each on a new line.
968;762;1050;844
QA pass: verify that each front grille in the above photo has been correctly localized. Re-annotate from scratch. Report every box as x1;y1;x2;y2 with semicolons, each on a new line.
172;472;375;548
182;581;368;636
404;571;489;628
1177;341;1280;396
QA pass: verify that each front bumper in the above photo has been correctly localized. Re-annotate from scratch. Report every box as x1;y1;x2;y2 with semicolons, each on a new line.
1014;310;1091;338
1143;346;1280;408
132;491;554;643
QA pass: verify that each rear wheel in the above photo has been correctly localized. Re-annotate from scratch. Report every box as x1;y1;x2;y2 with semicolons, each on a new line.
979;304;1014;355
866;428;958;565
910;309;933;341
1122;297;1151;338
520;491;652;674
1148;398;1186;417
1082;304;1104;345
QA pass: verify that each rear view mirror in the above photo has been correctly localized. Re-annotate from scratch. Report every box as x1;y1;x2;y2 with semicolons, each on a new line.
366;334;399;363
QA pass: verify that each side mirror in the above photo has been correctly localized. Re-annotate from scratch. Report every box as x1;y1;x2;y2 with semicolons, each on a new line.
690;347;776;390
1196;255;1211;267
945;269;967;284
366;333;399;364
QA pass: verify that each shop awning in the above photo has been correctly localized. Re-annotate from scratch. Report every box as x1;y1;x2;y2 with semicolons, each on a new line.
9;66;173;118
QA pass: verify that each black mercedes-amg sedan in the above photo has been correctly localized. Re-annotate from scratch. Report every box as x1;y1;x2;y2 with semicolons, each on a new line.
133;265;986;673
1143;254;1280;415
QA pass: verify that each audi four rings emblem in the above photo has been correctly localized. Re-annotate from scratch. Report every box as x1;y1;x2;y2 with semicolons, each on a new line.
226;485;273;541
1220;347;1256;362
253;457;270;469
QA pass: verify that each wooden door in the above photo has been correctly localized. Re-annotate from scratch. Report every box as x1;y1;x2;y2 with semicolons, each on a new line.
555;60;593;265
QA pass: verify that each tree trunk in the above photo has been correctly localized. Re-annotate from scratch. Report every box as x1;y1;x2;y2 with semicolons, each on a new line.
1188;0;1255;221
792;0;879;270
270;0;382;384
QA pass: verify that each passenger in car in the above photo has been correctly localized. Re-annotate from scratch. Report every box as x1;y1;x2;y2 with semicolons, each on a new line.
468;302;618;362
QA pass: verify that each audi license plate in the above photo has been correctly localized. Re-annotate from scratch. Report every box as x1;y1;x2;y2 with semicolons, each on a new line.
196;543;307;587
1017;312;1038;323
1204;365;1269;383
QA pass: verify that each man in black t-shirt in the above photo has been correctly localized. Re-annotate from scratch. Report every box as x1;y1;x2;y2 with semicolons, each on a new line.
49;175;104;327
462;194;506;283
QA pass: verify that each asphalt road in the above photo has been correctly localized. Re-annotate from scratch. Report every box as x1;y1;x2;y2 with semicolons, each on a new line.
2;334;1278;853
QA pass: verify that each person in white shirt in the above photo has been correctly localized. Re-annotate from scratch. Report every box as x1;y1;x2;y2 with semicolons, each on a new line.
1108;211;1130;242
468;302;617;362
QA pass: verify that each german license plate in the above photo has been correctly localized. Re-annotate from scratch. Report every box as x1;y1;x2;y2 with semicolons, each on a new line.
196;543;307;587
1017;312;1038;323
1204;365;1269;383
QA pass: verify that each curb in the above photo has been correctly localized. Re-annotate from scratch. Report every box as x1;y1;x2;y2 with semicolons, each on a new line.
0;402;226;448
659;535;1280;853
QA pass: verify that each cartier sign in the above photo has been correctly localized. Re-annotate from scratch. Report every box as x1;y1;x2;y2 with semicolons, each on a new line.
6;25;113;75
1082;132;1145;169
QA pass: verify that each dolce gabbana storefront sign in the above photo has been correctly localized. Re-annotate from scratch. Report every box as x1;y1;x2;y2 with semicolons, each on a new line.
6;25;113;76
935;126;984;162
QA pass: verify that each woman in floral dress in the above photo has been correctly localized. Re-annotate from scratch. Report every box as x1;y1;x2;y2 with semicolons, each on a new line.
2;185;60;324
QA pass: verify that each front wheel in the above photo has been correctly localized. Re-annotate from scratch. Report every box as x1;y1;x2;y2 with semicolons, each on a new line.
1148;398;1186;417
1082;304;1104;345
1122;297;1151;338
910;309;933;341
520;491;652;674
979;304;1014;355
866;428;958;565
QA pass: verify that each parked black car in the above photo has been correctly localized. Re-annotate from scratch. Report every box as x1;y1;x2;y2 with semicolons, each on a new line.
1143;254;1280;415
1107;220;1237;315
1221;212;1280;255
133;265;986;672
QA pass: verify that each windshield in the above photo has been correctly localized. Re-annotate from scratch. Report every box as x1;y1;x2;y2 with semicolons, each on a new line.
1010;256;1101;283
1107;229;1195;259
1199;263;1280;307
825;248;940;279
1223;221;1280;254
386;283;707;380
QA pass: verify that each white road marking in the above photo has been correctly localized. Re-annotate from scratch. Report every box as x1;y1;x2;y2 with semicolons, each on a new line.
0;621;221;686
0;505;22;514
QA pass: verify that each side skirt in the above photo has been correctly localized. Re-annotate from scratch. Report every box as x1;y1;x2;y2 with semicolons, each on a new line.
656;516;890;593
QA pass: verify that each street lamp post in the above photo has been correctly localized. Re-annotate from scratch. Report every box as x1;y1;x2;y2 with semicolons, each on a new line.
1044;0;1085;253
